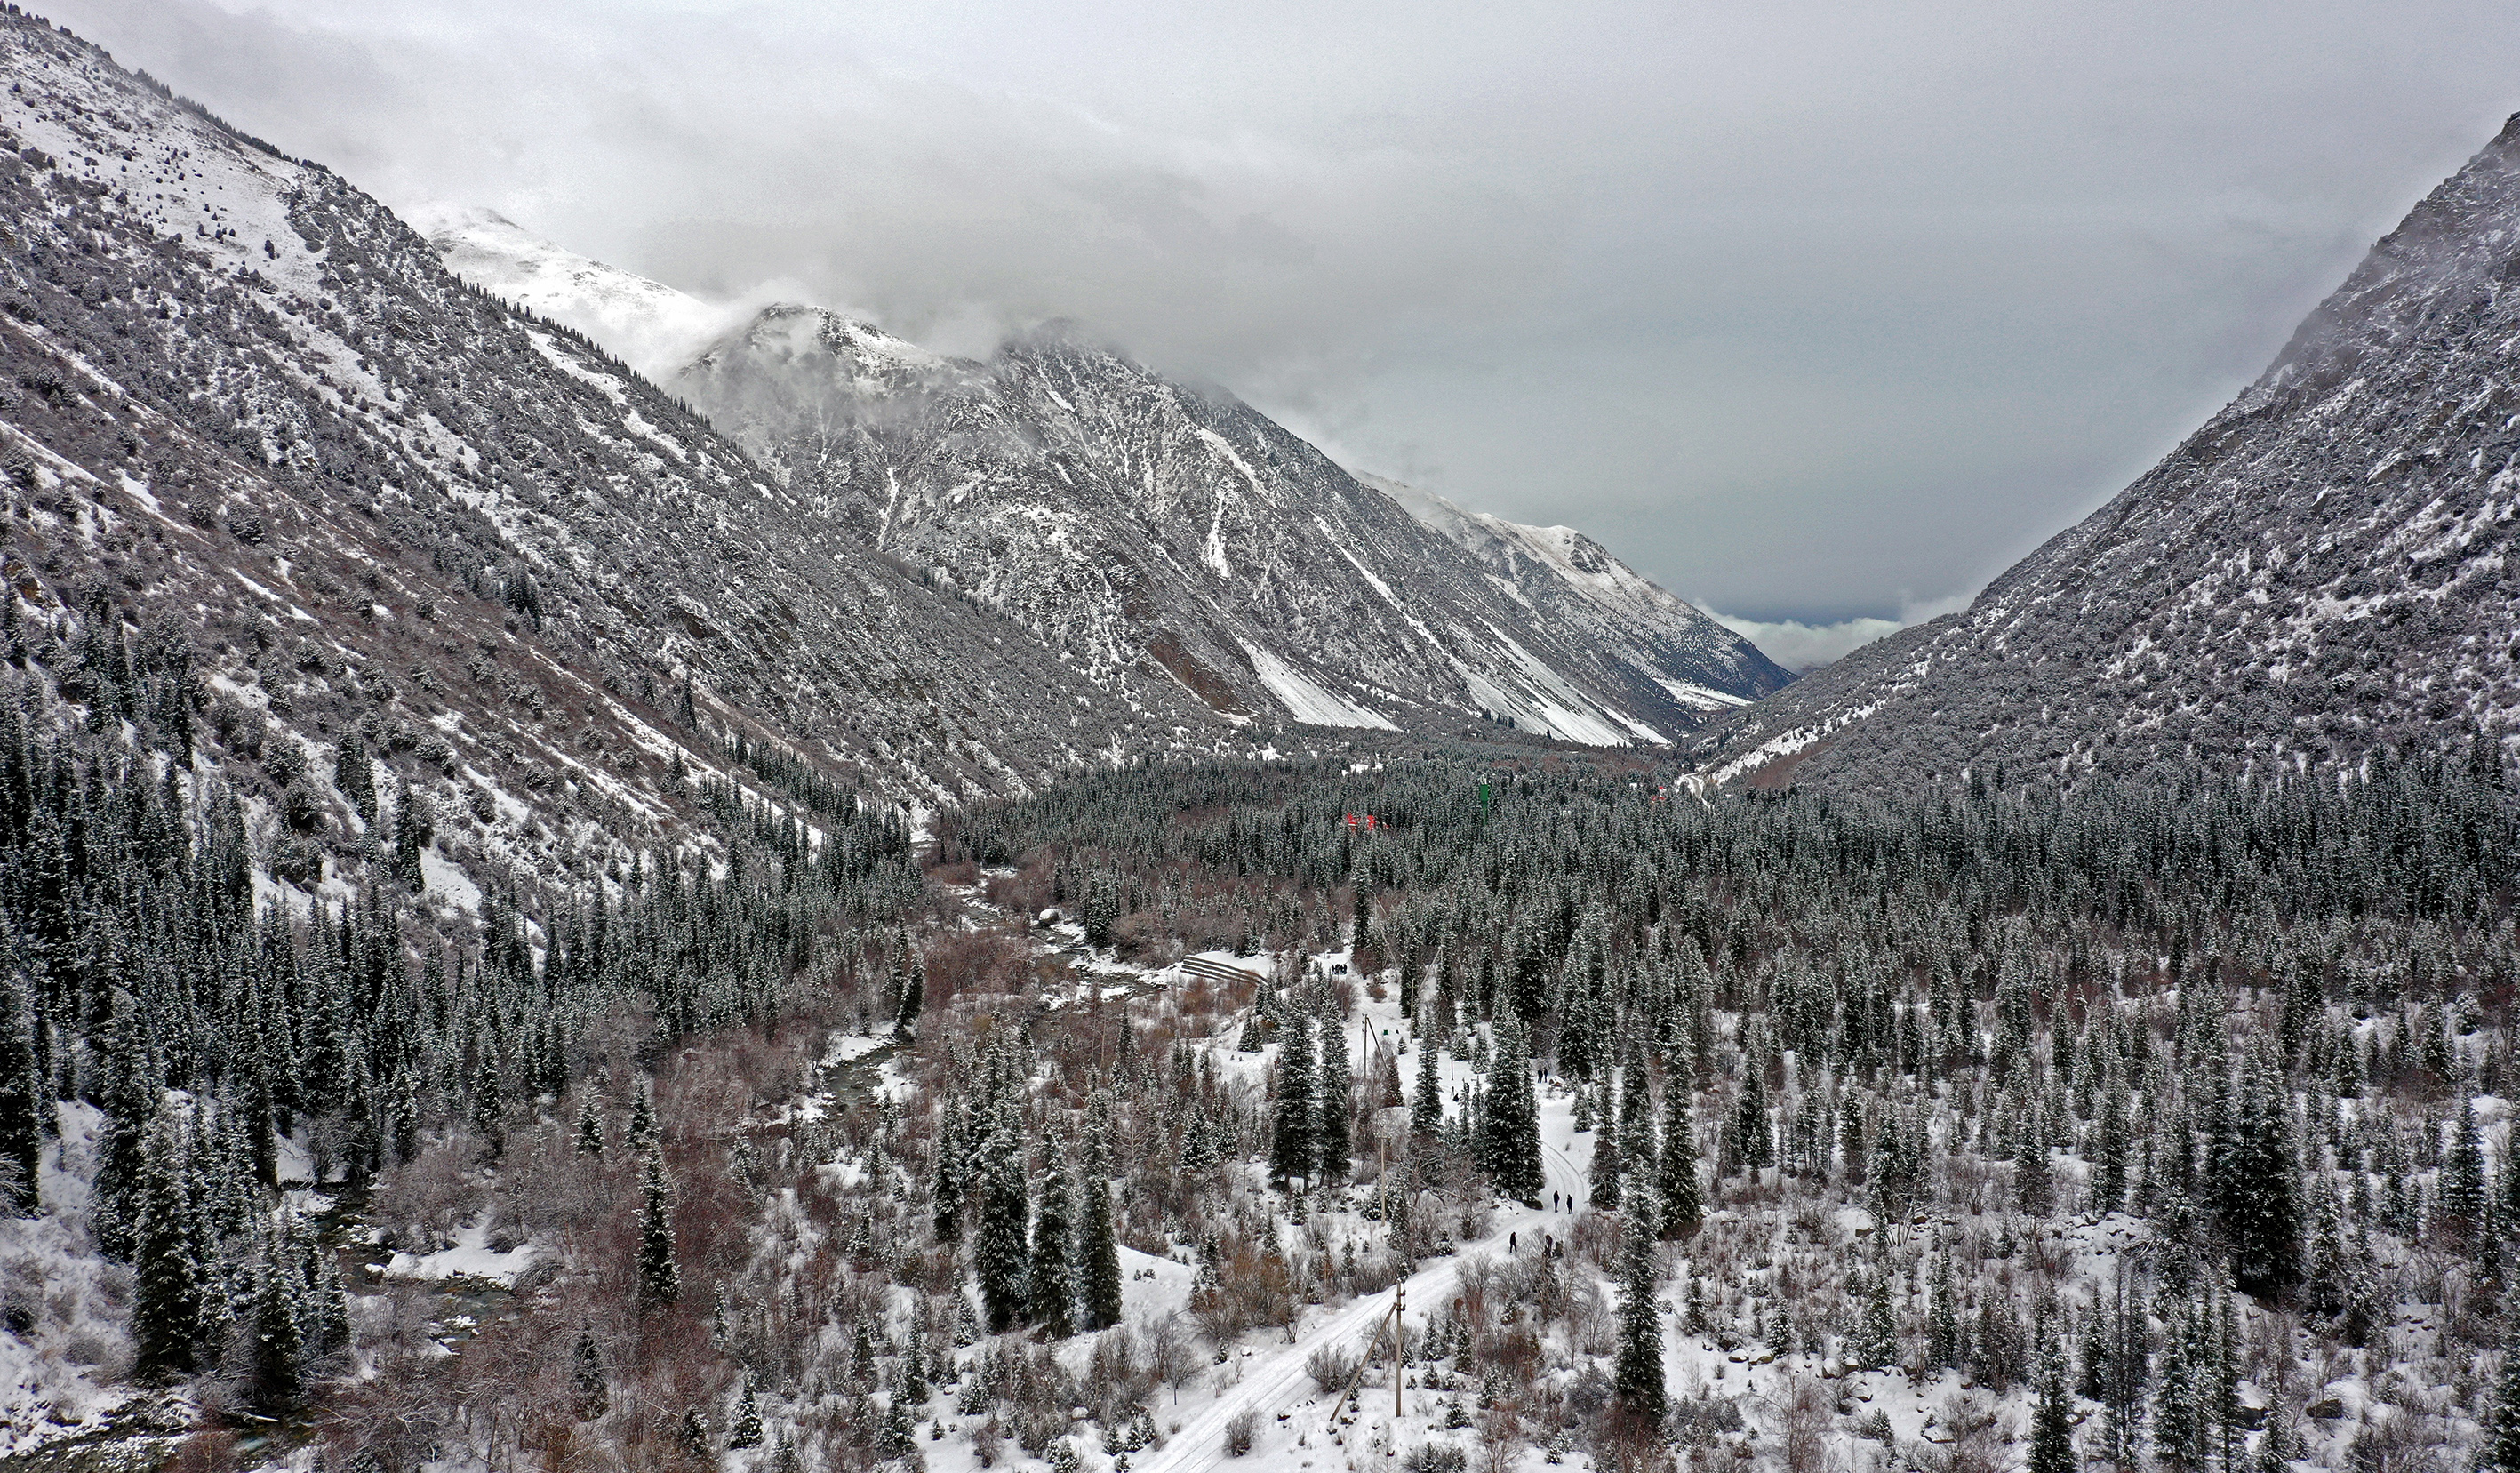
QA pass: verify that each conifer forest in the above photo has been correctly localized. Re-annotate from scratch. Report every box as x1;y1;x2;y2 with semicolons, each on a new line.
5;591;2520;1473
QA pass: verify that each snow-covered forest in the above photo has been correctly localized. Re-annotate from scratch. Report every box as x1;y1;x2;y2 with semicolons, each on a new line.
3;596;2517;1473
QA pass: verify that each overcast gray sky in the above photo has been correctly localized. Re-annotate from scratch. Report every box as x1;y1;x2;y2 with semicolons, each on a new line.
51;0;2520;664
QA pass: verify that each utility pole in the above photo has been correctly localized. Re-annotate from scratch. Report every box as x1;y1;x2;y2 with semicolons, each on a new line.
1393;1279;1405;1433
1328;1281;1411;1436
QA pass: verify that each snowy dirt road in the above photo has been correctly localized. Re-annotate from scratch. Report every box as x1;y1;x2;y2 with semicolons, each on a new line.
1140;1081;1591;1473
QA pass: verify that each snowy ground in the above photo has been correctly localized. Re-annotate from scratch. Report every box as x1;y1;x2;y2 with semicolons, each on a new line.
0;1105;137;1455
1137;973;1593;1473
381;1219;548;1289
948;938;1605;1473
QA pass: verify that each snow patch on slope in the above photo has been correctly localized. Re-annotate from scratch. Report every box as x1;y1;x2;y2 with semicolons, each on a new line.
1243;646;1397;731
1364;473;1791;714
1663;678;1753;710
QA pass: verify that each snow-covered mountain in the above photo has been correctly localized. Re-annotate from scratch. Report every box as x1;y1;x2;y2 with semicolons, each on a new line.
676;305;1793;742
0;17;1220;832
416;219;1789;743
1684;112;2520;792
1365;476;1784;715
410;204;729;377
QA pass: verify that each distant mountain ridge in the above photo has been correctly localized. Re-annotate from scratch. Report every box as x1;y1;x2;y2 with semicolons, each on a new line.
414;214;1791;741
1684;112;2520;791
1364;475;1779;715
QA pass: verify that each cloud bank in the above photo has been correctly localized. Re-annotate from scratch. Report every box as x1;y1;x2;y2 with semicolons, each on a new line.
1707;615;1907;675
1707;590;1972;673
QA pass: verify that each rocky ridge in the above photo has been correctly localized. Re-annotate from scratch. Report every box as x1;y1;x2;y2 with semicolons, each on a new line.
669;303;1790;742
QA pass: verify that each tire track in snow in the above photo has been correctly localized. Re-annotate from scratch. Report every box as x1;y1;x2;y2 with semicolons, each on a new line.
1146;1099;1593;1473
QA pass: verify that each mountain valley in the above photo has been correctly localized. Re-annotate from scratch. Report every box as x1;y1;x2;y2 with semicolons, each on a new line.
0;14;2514;1473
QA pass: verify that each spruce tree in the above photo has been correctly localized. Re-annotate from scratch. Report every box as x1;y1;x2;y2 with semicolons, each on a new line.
1030;1157;1076;1336
334;727;378;828
1589;1095;1624;1211
390;1074;420;1165
307;1221;351;1355
248;1218;308;1410
636;1146;681;1312
2091;1278;2152;1468
973;1125;1032;1333
93;994;156;1258
1619;1057;1657;1189
895;952;924;1040
1316;1013;1351;1184
471;1048;506;1161
2028;1343;2076;1473
728;1375;765;1449
2150;1298;2208;1472
0;979;41;1214
575;1094;606;1157
878;1373;920;1459
1657;1085;1702;1240
1484;1018;1544;1204
932;1105;965;1245
2092;1081;2131;1213
2445;1100;2489;1243
131;1117;206;1378
1926;1256;1964;1370
1411;1035;1444;1137
2486;1312;2520;1473
1854;1272;1899;1371
1611;1210;1665;1425
2220;1053;2300;1296
572;1331;610;1419
901;1334;931;1404
628;1077;660;1154
2015;1112;2054;1213
1732;1054;1772;1176
390;788;434;887
1081;1173;1124;1332
1084;1088;1116;1184
1270;1017;1316;1186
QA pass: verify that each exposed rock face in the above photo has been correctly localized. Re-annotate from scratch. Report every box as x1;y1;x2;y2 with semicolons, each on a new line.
1687;114;2520;791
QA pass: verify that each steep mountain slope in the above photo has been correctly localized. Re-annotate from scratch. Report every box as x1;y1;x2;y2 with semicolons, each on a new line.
671;304;1788;743
0;9;1215;867
412;214;1788;743
1685;113;2520;792
1365;475;1789;714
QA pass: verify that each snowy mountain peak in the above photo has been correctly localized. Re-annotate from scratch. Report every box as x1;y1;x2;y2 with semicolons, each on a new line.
412;203;731;376
692;303;961;394
669;317;1795;742
411;199;1791;744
